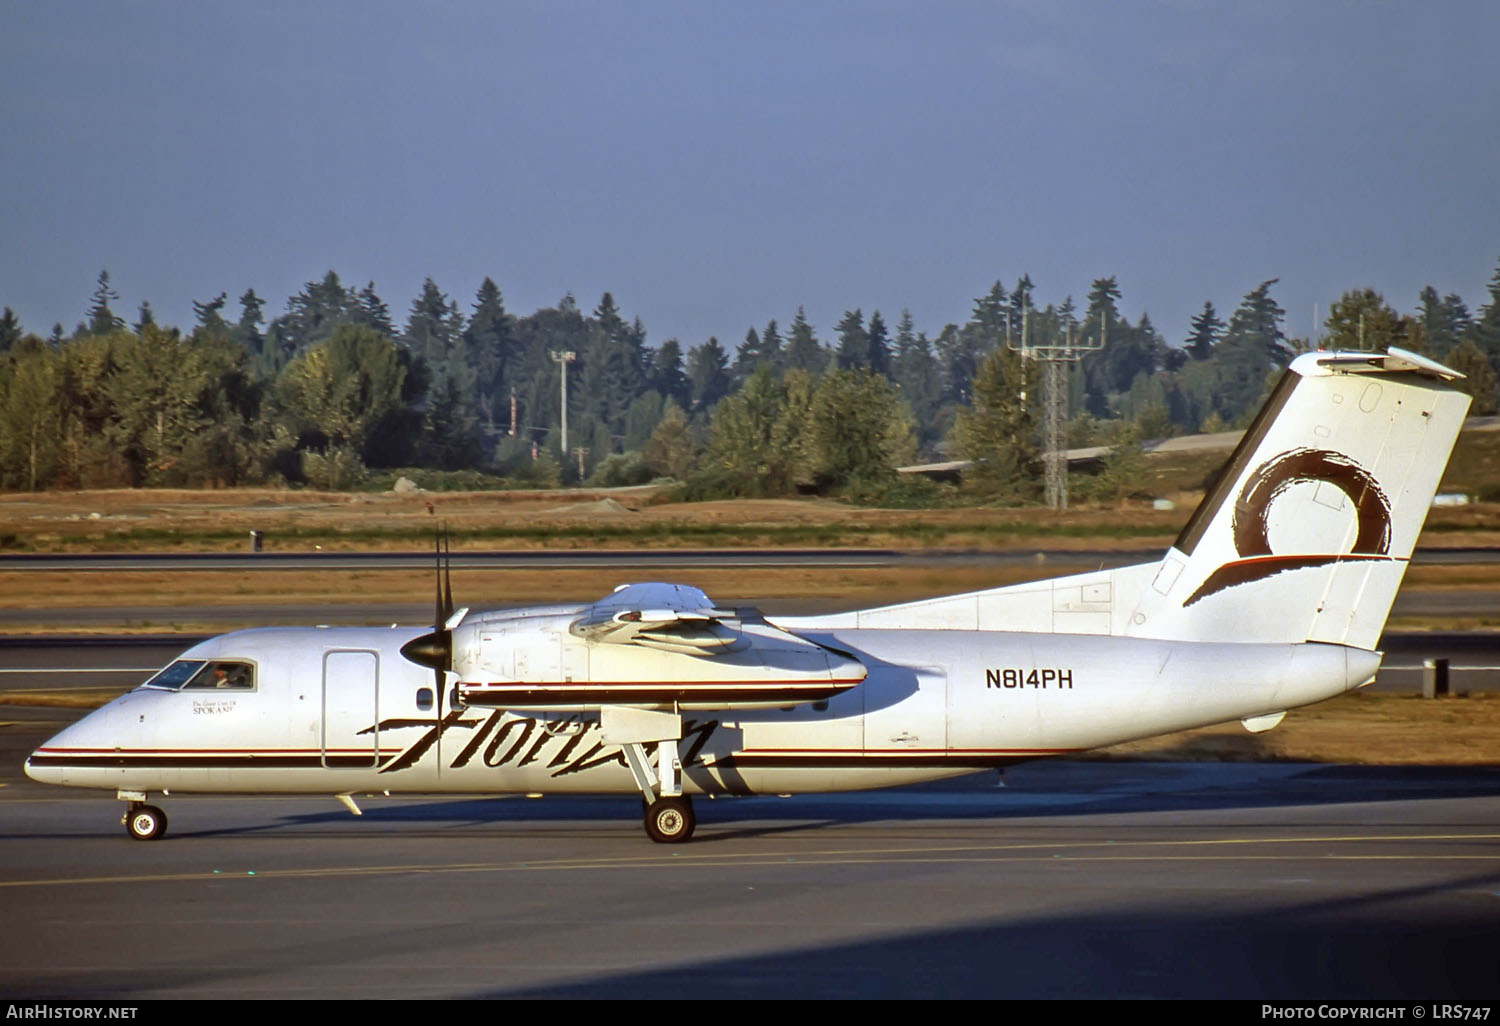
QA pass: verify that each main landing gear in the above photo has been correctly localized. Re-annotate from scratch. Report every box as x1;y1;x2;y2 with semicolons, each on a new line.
621;737;696;843
644;795;695;843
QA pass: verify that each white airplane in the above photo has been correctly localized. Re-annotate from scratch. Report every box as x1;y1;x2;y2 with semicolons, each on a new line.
26;346;1470;843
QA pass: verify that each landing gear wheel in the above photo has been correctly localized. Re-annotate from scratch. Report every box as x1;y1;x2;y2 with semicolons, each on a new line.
124;804;167;841
643;795;695;844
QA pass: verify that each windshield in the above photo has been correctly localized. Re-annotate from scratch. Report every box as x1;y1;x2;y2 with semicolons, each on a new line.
140;660;206;690
140;659;255;691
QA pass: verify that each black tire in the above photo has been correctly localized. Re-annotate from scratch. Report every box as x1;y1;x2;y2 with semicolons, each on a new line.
643;795;695;843
124;804;167;841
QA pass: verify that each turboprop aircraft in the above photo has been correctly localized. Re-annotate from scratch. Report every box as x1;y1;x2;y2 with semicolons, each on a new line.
25;346;1471;843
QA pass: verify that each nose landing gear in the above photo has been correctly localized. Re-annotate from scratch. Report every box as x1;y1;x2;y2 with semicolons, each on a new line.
123;802;167;841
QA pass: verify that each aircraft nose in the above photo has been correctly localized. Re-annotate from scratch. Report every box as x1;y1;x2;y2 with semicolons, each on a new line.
24;730;67;785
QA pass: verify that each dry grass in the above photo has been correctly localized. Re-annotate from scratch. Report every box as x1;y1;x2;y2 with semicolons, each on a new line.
1096;691;1500;765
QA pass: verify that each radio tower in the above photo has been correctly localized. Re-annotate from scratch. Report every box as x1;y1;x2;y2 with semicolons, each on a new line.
1007;303;1106;510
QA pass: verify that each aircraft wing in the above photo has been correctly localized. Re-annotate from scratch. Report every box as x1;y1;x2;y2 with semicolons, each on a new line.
569;582;740;655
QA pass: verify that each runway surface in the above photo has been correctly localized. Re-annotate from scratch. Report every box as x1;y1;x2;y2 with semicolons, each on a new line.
2;736;1497;999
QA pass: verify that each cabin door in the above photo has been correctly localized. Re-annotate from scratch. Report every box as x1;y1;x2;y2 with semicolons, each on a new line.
322;649;380;768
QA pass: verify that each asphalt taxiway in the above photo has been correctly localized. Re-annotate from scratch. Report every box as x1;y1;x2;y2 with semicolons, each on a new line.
2;707;1497;999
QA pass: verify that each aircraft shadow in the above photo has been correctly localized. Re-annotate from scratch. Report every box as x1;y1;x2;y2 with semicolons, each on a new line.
479;866;1500;999
157;761;1500;841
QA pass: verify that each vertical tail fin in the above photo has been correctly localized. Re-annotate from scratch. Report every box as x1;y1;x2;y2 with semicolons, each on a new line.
1126;347;1470;649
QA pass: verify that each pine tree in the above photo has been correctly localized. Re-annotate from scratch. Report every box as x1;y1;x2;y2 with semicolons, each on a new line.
0;308;21;353
969;281;1010;346
1323;289;1405;351
193;292;229;333
133;301;157;335
651;338;692;411
87;270;123;335
866;310;891;377
1416;287;1469;357
891;308;940;444
686;337;731;410
835;309;870;370
233;289;266;363
271;271;358;358
1214;279;1291;424
1447;340;1498;415
1469;255;1500;373
643;400;697;480
355;283;395;337
405;278;470;398
464;278;513;428
1186;301;1223;360
948;347;1040;501
732;326;764;387
783;307;827;374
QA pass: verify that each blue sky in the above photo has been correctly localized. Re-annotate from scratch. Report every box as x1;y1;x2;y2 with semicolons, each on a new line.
3;0;1497;350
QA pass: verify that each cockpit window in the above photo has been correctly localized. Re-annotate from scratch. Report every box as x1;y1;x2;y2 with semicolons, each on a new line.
141;660;204;690
141;659;255;691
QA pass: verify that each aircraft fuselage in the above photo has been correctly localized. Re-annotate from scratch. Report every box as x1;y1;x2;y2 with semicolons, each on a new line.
27;623;1379;798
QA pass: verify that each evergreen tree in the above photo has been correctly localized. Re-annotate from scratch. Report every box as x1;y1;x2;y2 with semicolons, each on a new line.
355;282;395;337
866;310;891;377
133;301;157;336
1416;286;1469;357
192;292;229;333
1186;301;1223;360
1447;339;1498;415
651;338;692;411
592;292;645;398
783;307;827;373
622;391;664;451
835;309;869;370
948;347;1039;501
1009;274;1035;328
0;308;21;353
87;270;123;335
405;278;460;367
233;289;266;364
732;326;764;387
686;337;731;411
464;277;514;429
270;271;359;360
1084;277;1121;342
643;399;697;480
1469;255;1500;373
576;321;633;439
891;309;940;445
417;372;482;469
1214;279;1291;424
969;281;1010;345
761;319;784;372
1323;289;1406;351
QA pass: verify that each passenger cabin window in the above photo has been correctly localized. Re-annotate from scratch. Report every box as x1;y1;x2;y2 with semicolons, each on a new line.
142;659;255;691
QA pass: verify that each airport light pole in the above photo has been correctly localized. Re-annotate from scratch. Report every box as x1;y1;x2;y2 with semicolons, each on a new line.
550;350;576;455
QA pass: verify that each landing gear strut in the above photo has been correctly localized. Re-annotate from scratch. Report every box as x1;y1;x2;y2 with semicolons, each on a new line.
620;736;696;843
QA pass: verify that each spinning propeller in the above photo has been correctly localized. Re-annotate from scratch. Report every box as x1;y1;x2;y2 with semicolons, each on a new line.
399;527;457;733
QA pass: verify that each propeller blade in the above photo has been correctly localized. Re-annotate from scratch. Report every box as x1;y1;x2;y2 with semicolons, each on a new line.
442;525;454;624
